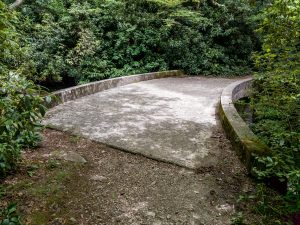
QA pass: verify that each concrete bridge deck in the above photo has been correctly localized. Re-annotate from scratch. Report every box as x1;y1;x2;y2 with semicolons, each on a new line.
44;76;240;169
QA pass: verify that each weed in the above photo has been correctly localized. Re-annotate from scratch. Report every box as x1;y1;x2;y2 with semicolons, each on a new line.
46;159;61;170
0;185;6;199
231;212;246;225
234;183;295;225
0;203;22;225
26;164;39;177
69;135;81;144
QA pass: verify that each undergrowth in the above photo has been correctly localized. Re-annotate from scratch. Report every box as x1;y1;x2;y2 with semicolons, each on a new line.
232;183;298;225
236;1;300;224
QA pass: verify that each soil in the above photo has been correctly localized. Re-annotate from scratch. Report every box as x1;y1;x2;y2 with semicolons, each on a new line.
0;126;260;225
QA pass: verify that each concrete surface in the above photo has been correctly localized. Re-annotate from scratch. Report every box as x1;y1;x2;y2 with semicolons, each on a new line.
44;77;239;169
50;70;182;107
219;78;270;172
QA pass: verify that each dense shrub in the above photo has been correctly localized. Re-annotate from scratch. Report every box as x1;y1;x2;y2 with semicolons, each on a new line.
0;1;20;74
0;1;47;175
0;73;48;174
251;0;300;214
9;0;258;85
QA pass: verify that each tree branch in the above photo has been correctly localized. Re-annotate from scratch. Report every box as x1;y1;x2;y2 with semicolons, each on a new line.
9;0;25;9
209;0;224;7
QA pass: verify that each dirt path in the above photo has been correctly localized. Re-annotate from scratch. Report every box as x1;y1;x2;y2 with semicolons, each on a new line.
0;125;256;225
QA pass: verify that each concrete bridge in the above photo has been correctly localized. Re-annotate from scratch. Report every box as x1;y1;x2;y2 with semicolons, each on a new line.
43;73;254;225
44;74;241;169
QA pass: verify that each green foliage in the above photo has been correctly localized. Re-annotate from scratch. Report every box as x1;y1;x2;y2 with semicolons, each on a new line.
0;203;22;225
231;212;246;225
0;1;20;74
250;0;300;216
0;1;49;175
234;183;296;225
0;73;48;175
12;0;258;84
0;1;30;77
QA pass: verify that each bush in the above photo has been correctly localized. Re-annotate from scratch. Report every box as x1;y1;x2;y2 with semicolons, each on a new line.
0;1;48;175
11;0;258;85
0;1;21;74
0;203;22;225
0;73;48;175
251;0;300;215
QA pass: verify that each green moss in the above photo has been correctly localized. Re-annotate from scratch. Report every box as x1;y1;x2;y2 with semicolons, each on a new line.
29;211;50;225
219;96;270;174
242;138;270;155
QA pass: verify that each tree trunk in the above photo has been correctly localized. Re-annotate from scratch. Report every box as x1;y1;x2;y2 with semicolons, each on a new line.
9;0;24;9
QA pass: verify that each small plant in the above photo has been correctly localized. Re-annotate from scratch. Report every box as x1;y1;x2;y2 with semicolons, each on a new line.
0;73;50;175
231;212;245;225
69;135;81;144
235;183;296;225
0;185;6;199
26;164;39;177
0;203;22;225
46;159;61;170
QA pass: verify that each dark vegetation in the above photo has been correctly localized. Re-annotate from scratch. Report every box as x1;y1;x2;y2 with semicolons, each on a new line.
234;1;300;223
250;0;300;221
8;0;258;85
0;1;49;177
0;0;299;224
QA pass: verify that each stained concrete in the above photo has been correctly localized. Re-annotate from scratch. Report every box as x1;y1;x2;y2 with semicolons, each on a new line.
44;77;239;169
50;70;182;107
219;78;270;172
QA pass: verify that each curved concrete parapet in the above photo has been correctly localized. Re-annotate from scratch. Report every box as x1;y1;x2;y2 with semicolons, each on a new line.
49;70;183;107
218;78;270;173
